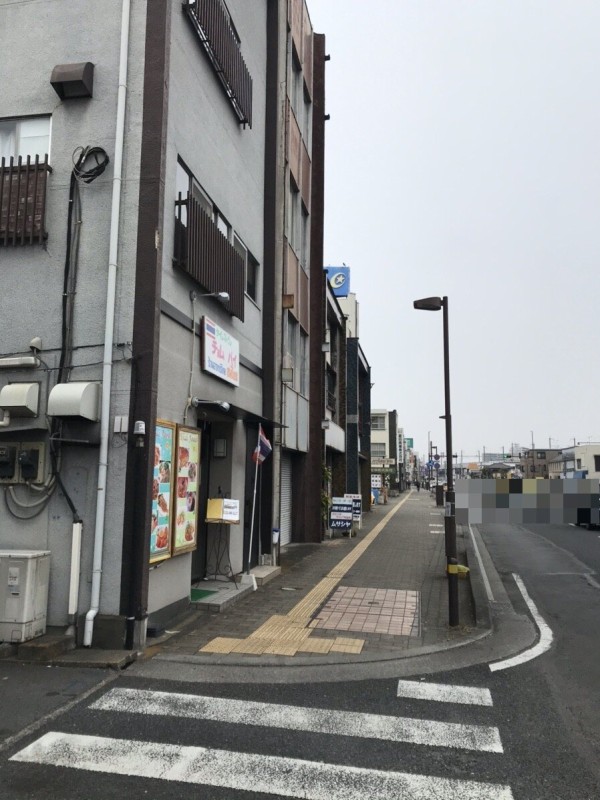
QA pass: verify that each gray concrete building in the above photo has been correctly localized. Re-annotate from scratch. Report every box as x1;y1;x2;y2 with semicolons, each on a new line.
0;0;327;650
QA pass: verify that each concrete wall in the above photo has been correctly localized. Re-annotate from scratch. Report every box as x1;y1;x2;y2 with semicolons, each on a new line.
0;0;147;626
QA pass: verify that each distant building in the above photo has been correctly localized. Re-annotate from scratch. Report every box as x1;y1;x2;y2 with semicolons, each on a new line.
520;449;562;478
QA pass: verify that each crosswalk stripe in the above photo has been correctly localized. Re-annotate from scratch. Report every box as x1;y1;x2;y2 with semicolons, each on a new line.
11;732;515;799
397;680;493;706
90;687;503;753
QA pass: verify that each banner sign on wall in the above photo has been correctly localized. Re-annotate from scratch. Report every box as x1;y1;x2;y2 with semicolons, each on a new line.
202;316;240;386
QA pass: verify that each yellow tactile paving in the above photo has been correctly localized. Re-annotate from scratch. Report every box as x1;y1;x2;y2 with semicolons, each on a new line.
199;637;243;653
230;640;268;655
297;637;334;654
287;578;339;620
263;642;300;656
197;494;412;658
329;637;364;654
255;628;311;644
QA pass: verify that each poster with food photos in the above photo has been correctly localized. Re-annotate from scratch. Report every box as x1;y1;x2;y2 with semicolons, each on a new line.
150;420;175;563
172;426;201;555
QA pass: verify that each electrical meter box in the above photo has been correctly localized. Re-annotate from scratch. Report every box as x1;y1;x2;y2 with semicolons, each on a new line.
0;550;50;642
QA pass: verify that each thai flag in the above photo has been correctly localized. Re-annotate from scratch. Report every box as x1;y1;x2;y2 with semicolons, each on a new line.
204;318;216;337
252;425;272;464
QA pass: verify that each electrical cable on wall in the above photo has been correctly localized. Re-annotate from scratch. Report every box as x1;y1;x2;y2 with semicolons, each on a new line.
50;146;108;521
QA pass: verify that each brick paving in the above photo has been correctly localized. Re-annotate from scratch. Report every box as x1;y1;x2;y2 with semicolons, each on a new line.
152;490;476;661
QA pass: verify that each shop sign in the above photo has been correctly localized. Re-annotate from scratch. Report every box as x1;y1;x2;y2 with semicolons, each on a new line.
344;493;362;522
329;497;353;530
202;316;240;386
371;474;383;488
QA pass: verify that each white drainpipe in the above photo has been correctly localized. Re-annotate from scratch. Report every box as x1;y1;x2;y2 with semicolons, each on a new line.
66;521;83;637
84;0;131;646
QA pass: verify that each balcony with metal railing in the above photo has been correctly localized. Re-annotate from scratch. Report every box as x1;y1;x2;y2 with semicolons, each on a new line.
184;0;253;127
0;155;51;246
174;193;245;321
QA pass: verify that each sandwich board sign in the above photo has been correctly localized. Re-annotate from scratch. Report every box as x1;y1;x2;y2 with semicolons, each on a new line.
344;493;362;529
329;497;353;532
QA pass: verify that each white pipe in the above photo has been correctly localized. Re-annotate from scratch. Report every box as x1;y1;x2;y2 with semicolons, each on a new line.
84;0;131;646
0;410;10;428
66;521;83;637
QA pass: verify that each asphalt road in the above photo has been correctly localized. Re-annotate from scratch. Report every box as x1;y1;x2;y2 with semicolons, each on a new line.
0;520;598;799
478;520;600;796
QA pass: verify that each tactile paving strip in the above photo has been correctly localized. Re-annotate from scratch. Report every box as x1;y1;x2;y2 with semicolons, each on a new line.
199;495;412;656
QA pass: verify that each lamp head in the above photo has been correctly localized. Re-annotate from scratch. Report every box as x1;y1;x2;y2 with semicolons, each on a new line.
413;296;443;311
189;290;230;302
191;398;231;412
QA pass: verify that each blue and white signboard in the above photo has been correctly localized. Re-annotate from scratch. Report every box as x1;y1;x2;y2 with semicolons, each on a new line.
345;493;363;530
329;497;353;531
325;266;350;298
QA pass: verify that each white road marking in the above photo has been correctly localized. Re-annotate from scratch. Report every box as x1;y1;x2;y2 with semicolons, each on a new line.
397;680;493;706
11;732;515;799
429;523;444;527
585;574;600;590
91;688;503;752
468;524;495;602
490;573;553;672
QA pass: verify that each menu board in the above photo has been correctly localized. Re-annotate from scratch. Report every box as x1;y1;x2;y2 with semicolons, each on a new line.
151;420;175;563
206;497;240;524
172;426;201;555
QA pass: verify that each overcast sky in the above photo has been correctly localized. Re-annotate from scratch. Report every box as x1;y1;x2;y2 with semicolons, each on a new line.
308;1;600;461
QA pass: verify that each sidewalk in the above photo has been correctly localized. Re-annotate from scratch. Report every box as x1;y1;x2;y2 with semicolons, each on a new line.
142;489;483;665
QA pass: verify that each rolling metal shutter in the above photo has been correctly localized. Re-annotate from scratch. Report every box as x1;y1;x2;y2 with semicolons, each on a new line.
280;454;293;547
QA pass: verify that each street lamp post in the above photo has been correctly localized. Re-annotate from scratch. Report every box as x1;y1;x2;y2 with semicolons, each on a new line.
413;295;459;627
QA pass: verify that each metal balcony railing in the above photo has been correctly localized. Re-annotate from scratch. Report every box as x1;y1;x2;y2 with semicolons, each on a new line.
184;0;252;127
0;155;51;246
174;193;245;321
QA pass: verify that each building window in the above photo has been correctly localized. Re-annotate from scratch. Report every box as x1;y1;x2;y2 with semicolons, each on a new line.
284;313;298;387
287;178;301;254
299;331;308;396
290;51;303;122
594;455;600;472
283;314;308;398
326;365;336;413
302;85;312;148
215;209;231;241
372;443;386;458
371;414;386;430
234;233;260;304
536;451;546;459
300;207;310;270
0;116;51;160
576;459;582;469
247;252;258;301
